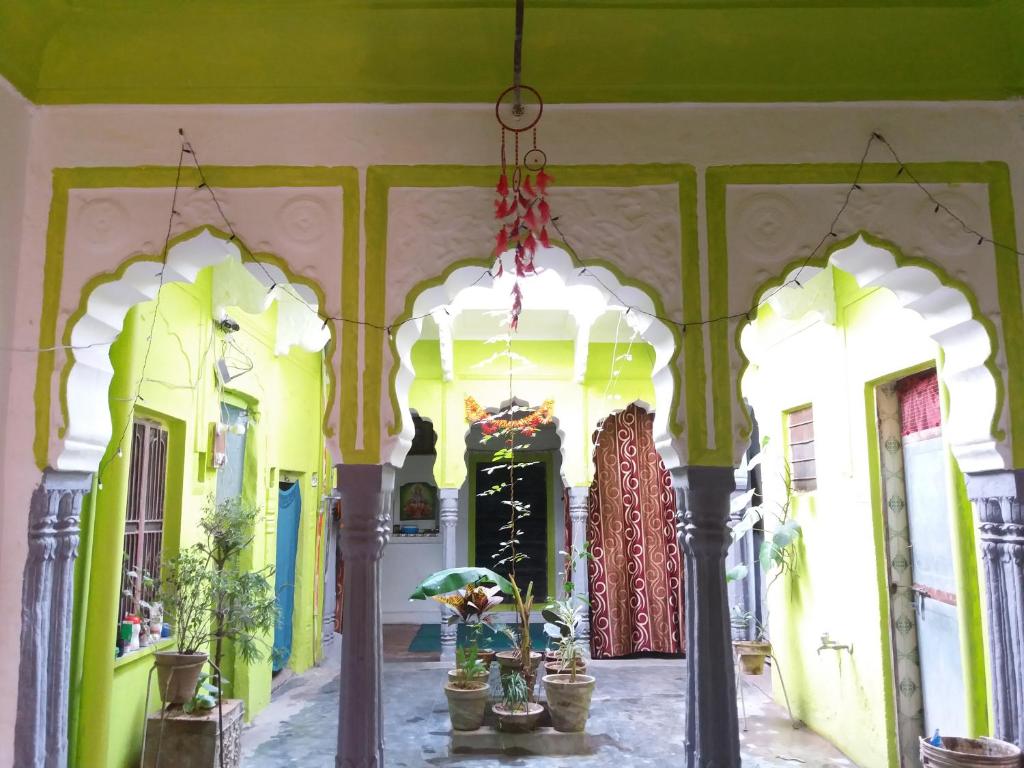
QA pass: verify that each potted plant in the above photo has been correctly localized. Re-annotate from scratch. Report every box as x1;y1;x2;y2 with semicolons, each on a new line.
727;438;802;675
431;579;503;669
541;598;596;732
154;497;277;767
443;646;491;731
730;607;772;675
492;669;543;733
495;625;543;698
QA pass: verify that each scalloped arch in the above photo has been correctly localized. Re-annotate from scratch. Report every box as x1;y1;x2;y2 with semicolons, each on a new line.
737;233;1007;473
387;246;683;488
58;227;335;471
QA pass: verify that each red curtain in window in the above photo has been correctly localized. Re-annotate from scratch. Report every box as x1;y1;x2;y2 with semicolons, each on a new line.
587;404;685;658
897;369;941;436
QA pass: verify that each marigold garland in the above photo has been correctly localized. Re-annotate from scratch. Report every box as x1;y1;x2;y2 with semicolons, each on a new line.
464;396;554;436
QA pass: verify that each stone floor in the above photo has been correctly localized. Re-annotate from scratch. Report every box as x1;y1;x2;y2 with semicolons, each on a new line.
242;641;857;767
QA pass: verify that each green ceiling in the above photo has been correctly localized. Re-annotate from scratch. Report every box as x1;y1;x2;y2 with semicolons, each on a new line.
1;1;1021;104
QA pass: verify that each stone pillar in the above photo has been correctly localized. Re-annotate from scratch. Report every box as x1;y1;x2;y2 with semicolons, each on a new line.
567;486;591;654
439;488;459;662
336;464;394;768
966;469;1024;747
15;470;92;768
672;466;740;768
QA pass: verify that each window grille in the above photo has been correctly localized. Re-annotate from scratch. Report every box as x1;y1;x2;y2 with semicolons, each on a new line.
119;420;168;621
787;406;816;492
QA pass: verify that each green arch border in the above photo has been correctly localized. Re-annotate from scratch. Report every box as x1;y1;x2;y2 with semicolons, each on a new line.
32;165;360;470
705;161;1023;468
731;229;1007;454
363;163;703;464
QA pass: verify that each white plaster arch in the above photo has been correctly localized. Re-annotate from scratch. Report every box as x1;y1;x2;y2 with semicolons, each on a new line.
738;234;1006;473
59;228;332;472
386;245;682;485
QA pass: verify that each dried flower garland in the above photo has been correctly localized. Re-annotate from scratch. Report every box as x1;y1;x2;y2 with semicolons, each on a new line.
464;396;554;437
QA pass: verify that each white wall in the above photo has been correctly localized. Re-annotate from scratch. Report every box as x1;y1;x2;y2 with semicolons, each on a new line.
2;97;1023;758
0;76;31;766
382;453;442;623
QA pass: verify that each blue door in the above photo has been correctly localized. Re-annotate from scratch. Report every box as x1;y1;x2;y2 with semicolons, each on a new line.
273;482;302;671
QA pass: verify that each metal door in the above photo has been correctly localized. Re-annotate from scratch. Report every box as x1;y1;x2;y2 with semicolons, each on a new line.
903;434;967;737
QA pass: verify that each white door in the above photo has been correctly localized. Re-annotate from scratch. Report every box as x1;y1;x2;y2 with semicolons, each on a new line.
903;433;967;737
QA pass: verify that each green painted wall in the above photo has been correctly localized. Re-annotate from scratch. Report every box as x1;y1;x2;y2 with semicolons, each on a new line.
748;267;987;768
71;263;329;768
408;337;655;488
2;2;1023;103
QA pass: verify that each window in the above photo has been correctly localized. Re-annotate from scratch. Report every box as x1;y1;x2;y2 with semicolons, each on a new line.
787;405;816;492
119;420;169;621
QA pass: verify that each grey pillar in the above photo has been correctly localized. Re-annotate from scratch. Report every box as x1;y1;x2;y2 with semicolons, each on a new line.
439;488;459;662
336;464;394;768
567;486;591;654
15;470;92;768
323;492;340;654
673;466;740;768
966;469;1024;747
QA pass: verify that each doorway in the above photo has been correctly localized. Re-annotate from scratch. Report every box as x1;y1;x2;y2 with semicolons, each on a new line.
274;476;302;671
877;369;967;765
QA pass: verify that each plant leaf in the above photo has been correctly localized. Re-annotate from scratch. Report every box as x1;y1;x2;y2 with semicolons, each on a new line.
726;564;749;583
409;567;513;600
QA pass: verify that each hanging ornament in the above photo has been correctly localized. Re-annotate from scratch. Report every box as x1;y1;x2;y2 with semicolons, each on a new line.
492;1;551;332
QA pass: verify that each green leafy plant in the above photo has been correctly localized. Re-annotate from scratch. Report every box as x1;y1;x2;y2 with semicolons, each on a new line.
730;605;768;642
499;669;530;714
729;438;802;591
159;497;278;693
183;671;221;714
452;646;488;689
542;599;584;682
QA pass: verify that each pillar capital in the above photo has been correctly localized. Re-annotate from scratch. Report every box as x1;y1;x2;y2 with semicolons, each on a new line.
439;488;459;524
567;486;589;521
336;464;394;563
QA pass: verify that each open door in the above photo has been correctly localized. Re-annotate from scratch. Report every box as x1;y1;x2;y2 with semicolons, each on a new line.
273;480;301;671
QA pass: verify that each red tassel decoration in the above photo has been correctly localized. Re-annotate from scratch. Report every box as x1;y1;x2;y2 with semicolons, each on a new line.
536;169;552;194
497;174;509;197
522;206;538;232
538;198;550;224
539;226;551;249
494;198;511;219
518;191;531;211
523;232;537;256
494;227;509;255
523;175;537;198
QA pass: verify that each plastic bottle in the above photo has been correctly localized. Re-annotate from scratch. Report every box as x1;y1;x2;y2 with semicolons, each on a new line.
929;729;942;747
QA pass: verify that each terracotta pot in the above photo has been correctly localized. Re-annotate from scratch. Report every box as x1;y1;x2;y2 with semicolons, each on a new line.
447;668;489;686
732;640;771;676
544;659;587;677
492;702;544;733
444;682;490;731
154;651;208;705
920;736;1022;768
496;650;543;696
543;674;596;733
477;649;496;669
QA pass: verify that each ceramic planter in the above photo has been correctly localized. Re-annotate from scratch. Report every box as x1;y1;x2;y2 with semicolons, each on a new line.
446;668;489;686
544;659;587;677
733;640;772;675
496;650;543;696
154;651;208;705
542;673;596;732
477;649;496;669
444;682;490;731
492;702;544;733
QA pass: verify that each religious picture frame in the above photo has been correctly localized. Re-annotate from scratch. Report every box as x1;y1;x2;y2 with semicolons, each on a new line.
398;482;438;523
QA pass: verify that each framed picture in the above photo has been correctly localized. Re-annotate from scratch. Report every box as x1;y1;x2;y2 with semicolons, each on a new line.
399;482;437;523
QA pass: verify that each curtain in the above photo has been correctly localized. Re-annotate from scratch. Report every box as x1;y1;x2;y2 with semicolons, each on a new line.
273;482;302;671
587;404;685;658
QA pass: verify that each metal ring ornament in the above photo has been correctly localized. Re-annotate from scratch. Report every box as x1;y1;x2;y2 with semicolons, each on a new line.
523;148;547;172
495;84;544;133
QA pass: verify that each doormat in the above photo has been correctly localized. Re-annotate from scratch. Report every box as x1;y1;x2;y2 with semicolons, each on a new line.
407;623;548;654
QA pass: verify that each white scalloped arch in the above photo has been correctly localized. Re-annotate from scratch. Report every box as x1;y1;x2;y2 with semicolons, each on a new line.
59;228;332;472
739;234;1006;473
387;246;682;484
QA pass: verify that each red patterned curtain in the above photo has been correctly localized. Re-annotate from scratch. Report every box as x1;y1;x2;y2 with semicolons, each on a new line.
587;404;685;658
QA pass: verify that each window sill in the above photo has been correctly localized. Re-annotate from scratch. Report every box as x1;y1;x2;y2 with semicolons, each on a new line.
114;637;177;671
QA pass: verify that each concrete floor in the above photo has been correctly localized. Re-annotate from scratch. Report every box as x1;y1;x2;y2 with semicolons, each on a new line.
242;641;857;767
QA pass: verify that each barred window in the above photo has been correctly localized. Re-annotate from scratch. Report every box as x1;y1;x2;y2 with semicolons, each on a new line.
787;406;817;492
119;420;168;621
